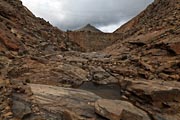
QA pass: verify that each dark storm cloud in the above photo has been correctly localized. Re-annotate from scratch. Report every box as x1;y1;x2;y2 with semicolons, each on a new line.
21;0;153;32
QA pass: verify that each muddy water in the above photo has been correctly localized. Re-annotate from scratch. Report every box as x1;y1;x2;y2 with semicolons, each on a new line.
78;82;121;100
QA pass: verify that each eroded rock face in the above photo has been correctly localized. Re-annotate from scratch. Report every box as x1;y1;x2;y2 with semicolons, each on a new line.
95;99;150;120
67;32;122;52
121;79;180;104
120;79;180;120
29;84;103;120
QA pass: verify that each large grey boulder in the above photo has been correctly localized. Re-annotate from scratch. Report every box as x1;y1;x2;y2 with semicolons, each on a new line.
29;84;103;120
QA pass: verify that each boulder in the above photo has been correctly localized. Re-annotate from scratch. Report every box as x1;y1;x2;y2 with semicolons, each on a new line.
95;99;150;120
121;79;180;104
29;84;103;120
12;100;32;119
62;110;84;120
90;66;118;84
120;79;180;120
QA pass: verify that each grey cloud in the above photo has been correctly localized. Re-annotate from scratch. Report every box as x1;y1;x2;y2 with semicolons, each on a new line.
22;0;153;32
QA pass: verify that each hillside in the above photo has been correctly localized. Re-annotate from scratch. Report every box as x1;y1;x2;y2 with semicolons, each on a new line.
0;0;180;120
103;0;180;119
0;0;81;54
114;0;179;37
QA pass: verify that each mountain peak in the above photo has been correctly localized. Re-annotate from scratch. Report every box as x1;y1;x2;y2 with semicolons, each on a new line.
86;23;92;27
75;24;102;33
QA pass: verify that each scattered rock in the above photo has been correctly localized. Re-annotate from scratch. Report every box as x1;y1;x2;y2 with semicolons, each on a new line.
3;112;13;118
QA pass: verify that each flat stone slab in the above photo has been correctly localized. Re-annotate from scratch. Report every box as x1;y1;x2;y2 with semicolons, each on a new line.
29;84;103;119
95;99;150;120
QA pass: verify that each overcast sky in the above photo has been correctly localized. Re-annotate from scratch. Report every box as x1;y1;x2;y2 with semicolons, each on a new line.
21;0;153;32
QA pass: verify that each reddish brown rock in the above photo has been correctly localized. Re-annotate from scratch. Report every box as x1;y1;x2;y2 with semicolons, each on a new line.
0;32;19;51
0;44;6;52
169;42;180;55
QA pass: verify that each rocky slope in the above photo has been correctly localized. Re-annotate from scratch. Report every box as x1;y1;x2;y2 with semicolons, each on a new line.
0;0;180;120
105;0;180;82
114;0;179;37
103;0;180;119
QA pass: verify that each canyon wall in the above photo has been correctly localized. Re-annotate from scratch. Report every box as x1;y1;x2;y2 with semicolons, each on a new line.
67;31;123;52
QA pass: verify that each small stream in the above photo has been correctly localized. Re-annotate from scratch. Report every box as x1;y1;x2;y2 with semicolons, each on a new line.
78;82;122;100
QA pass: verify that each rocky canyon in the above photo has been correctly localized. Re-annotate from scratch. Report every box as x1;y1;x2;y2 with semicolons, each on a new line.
0;0;180;120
